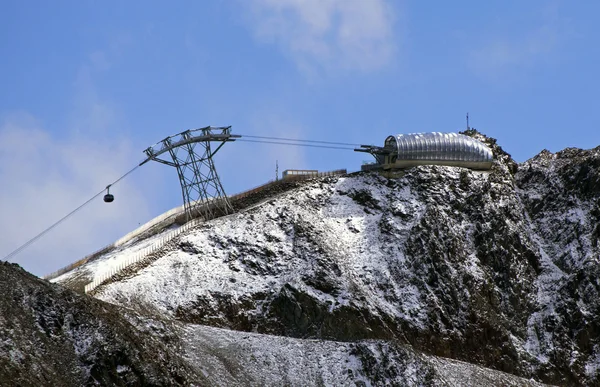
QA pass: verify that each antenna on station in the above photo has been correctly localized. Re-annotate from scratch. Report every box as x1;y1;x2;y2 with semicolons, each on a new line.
466;112;470;130
276;160;279;181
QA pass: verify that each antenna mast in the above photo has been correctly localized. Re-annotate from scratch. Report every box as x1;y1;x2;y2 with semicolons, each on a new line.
466;112;470;130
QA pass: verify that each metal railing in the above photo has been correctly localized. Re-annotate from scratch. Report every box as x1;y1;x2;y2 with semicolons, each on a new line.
83;218;203;293
43;204;186;281
49;168;348;293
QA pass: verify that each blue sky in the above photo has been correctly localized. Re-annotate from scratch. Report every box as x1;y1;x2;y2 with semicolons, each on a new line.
1;0;599;275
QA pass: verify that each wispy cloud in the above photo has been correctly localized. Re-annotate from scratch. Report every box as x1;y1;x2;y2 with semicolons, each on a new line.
245;0;397;75
0;37;154;277
0;113;152;277
468;3;569;79
70;36;133;136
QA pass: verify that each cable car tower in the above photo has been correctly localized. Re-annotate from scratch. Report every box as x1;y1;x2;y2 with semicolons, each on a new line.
140;126;240;222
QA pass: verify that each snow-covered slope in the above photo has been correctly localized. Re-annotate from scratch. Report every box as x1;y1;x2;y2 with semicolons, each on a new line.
515;146;600;382
49;131;600;386
50;223;180;292
0;256;547;386
180;324;547;386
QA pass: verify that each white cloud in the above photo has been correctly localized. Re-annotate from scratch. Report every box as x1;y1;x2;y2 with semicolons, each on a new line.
246;0;397;74
0;113;152;277
468;3;568;78
89;50;111;72
0;37;157;277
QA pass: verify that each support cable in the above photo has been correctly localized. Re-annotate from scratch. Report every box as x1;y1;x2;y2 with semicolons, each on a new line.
3;164;142;262
3;133;360;263
240;134;361;147
237;139;355;151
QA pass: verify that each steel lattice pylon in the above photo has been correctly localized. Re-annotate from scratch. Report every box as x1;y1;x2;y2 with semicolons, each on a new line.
140;126;240;221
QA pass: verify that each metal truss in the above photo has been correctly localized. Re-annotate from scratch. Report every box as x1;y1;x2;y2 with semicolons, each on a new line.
354;144;391;164
141;126;240;222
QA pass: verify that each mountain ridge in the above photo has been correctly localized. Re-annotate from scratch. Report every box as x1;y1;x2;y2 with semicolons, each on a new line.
88;131;600;385
6;131;600;385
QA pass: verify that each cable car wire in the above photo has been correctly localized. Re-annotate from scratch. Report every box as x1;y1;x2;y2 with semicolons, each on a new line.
3;163;142;263
3;134;359;263
240;134;361;147
237;139;356;151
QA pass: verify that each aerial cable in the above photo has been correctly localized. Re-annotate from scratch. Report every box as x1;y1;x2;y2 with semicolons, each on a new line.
3;163;142;263
240;134;361;147
237;139;355;151
3;134;357;263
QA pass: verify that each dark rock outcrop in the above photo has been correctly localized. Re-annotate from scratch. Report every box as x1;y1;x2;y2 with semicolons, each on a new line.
0;262;202;386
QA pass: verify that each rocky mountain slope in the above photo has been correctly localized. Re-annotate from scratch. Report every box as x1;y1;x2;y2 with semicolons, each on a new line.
0;261;202;386
80;131;599;385
6;130;600;386
0;260;546;386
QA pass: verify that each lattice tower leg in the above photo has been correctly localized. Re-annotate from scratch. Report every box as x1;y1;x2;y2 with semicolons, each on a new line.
166;140;233;222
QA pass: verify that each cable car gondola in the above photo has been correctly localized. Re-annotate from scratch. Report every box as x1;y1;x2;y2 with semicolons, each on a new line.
104;185;114;203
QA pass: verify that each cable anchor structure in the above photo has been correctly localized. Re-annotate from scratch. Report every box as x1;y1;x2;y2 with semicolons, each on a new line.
140;126;240;222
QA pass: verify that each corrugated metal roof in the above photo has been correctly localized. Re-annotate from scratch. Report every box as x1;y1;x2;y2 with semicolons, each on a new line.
385;133;493;162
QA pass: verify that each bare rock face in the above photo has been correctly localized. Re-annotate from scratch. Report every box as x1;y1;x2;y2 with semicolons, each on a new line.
0;261;202;386
0;261;547;387
84;132;600;385
515;144;600;384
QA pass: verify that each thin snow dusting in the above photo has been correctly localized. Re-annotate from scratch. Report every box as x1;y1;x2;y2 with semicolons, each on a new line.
46;144;600;385
516;152;599;370
98;174;431;329
51;224;179;285
586;347;600;378
522;220;565;364
180;324;548;386
181;324;369;386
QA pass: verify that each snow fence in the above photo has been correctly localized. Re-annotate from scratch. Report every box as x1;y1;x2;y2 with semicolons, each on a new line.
72;168;347;293
83;218;202;293
43;204;186;281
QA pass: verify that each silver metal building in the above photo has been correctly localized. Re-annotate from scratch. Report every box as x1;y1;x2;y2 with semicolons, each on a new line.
356;132;493;171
